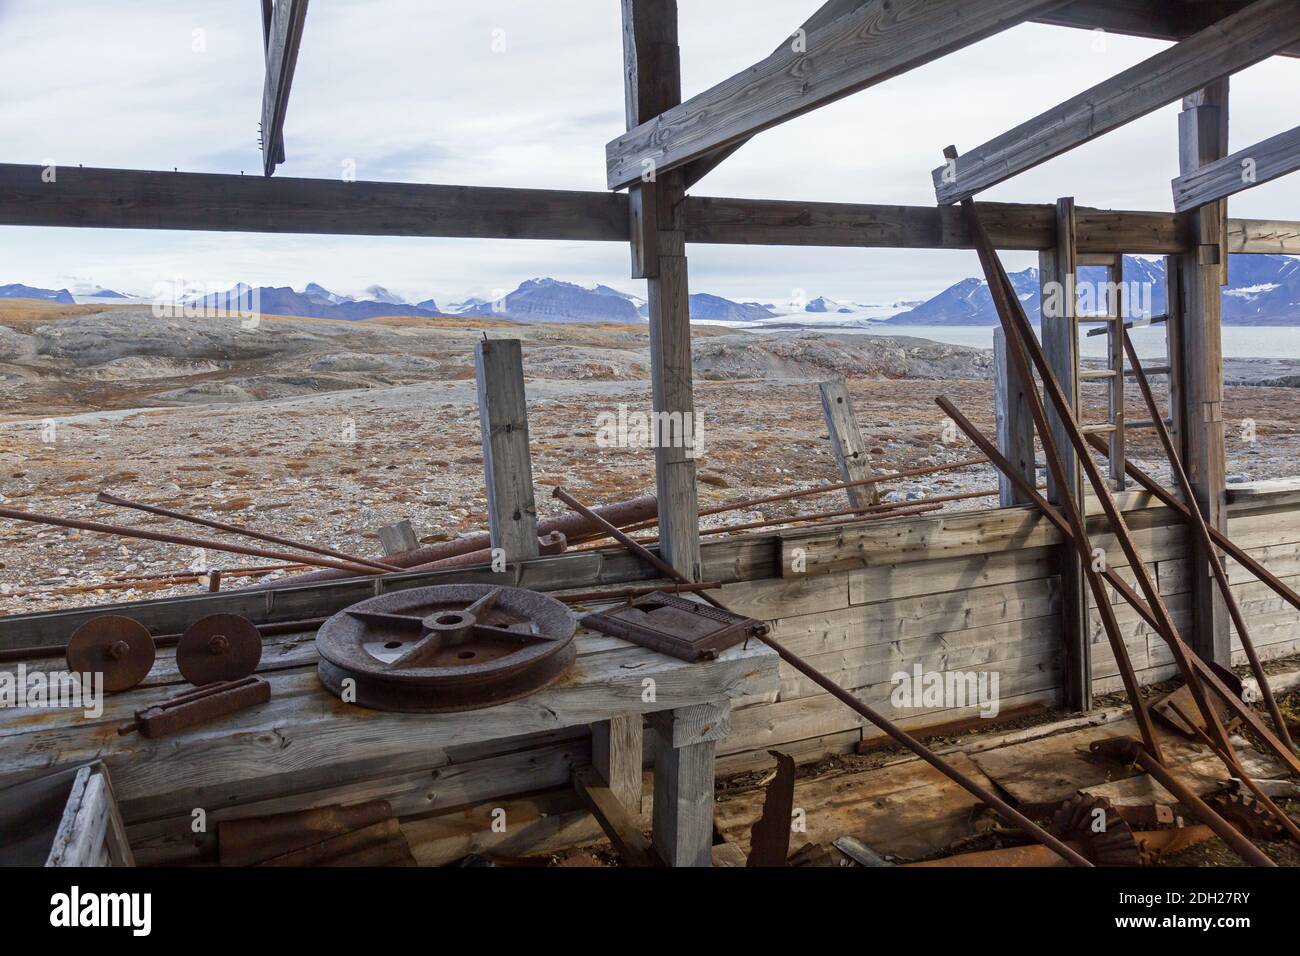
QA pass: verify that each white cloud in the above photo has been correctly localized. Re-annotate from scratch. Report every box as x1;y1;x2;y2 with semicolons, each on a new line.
0;1;1296;304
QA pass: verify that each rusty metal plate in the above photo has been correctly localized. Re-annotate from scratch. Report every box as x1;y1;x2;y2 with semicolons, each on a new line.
177;614;263;686
66;615;155;692
315;585;577;712
580;592;764;662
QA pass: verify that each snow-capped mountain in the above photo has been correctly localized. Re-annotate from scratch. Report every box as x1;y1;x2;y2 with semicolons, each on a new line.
0;283;75;304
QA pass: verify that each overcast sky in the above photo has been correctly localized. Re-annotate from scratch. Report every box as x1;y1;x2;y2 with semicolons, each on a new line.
1;0;1297;306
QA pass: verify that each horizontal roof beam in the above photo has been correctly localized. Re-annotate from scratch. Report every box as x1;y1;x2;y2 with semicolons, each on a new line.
1172;123;1300;211
933;0;1300;205
606;0;1064;190
1;162;1294;254
1033;0;1300;58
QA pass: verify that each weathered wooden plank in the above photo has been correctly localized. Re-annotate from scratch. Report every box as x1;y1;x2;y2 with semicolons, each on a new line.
377;520;419;556
994;326;1037;507
650;702;727;867
1034;0;1300;58
475;339;540;562
607;0;1061;189
592;714;644;813
573;765;659;866
0;163;630;240
1174;123;1300;211
820;380;879;508
1226;218;1300;254
934;0;1300;203
260;0;309;175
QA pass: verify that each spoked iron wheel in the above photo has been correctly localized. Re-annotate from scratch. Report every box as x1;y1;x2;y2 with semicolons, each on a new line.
315;585;577;712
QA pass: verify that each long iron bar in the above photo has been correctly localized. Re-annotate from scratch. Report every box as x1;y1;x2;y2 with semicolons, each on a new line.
551;486;1094;868
1091;736;1275;867
959;185;1230;758
622;502;947;547
0;505;382;577
937;398;1165;761
1166;699;1300;845
97;492;403;573
605;456;991;538
1086;432;1300;620
937;396;1300;776
1124;336;1293;749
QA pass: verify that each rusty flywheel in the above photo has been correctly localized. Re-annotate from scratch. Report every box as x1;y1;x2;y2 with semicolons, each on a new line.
315;585;577;713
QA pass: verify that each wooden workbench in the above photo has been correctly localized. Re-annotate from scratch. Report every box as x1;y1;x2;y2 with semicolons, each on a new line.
0;614;779;868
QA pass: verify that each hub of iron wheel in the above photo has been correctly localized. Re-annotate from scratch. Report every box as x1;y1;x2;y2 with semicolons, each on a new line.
315;584;577;712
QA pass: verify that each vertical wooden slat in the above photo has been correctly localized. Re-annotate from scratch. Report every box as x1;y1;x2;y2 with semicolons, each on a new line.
1040;197;1090;711
649;702;728;867
819;380;879;508
592;714;644;814
475;339;540;563
1176;79;1231;665
623;0;701;580
1107;256;1127;489
993;327;1036;507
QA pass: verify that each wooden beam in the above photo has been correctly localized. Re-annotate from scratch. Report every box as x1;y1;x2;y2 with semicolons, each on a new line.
650;702;729;867
819;381;879;508
572;766;659;867
0;163;630;240
377;520;419;557
607;0;1063;190
261;0;309;176
993;327;1037;507
1175;79;1231;666
1033;0;1300;58
1040;197;1091;712
591;714;644;813
623;0;701;580
475;339;540;563
1173;123;1300;211
934;0;1300;204
1227;218;1300;254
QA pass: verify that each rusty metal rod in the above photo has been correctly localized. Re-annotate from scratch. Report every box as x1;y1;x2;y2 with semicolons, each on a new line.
936;396;1166;764
97;492;402;573
1091;736;1276;867
555;581;723;604
550;486;1093;868
938;395;1300;777
1166;698;1300;845
608;456;991;537
963;188;1227;757
0;505;382;576
1087;431;1300;619
1124;336;1293;750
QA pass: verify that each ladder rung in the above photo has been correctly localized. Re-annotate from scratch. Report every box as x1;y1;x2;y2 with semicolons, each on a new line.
1127;417;1174;430
1125;366;1171;377
1077;318;1116;325
1079;369;1118;381
1081;423;1118;435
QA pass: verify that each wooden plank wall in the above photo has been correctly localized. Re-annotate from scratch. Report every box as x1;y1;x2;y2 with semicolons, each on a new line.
120;489;1300;864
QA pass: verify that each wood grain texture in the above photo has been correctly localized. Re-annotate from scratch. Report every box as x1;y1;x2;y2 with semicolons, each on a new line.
475;339;540;562
607;0;1062;189
260;0;309;175
935;0;1300;203
994;326;1037;507
1173;123;1300;211
819;380;879;508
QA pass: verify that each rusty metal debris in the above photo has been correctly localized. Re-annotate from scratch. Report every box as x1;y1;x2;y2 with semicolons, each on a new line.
117;677;271;739
218;799;395;867
97;491;403;573
747;751;796;867
551;485;1093;868
1089;736;1275;867
581;591;765;662
1052;794;1141;867
315;584;577;712
176;614;263;686
1207;792;1286;842
65;615;155;692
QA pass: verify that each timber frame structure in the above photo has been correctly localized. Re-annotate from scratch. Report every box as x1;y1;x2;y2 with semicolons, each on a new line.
2;0;1300;867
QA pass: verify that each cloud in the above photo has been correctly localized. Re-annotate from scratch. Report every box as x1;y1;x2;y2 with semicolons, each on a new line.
0;1;1296;305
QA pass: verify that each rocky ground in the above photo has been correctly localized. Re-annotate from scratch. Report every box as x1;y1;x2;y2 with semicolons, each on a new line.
1;301;1297;615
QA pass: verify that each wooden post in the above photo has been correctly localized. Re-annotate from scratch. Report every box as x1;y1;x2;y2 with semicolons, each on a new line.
377;520;418;556
819;380;879;508
592;714;643;813
649;700;729;867
1176;79;1231;666
993;327;1035;507
1039;197;1090;711
622;0;701;579
474;339;540;563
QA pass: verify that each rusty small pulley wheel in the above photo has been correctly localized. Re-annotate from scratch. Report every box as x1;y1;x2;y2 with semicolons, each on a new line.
316;584;577;712
177;614;263;686
66;615;155;692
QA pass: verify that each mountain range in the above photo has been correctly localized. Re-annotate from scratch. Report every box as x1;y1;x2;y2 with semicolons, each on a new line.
887;254;1299;326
